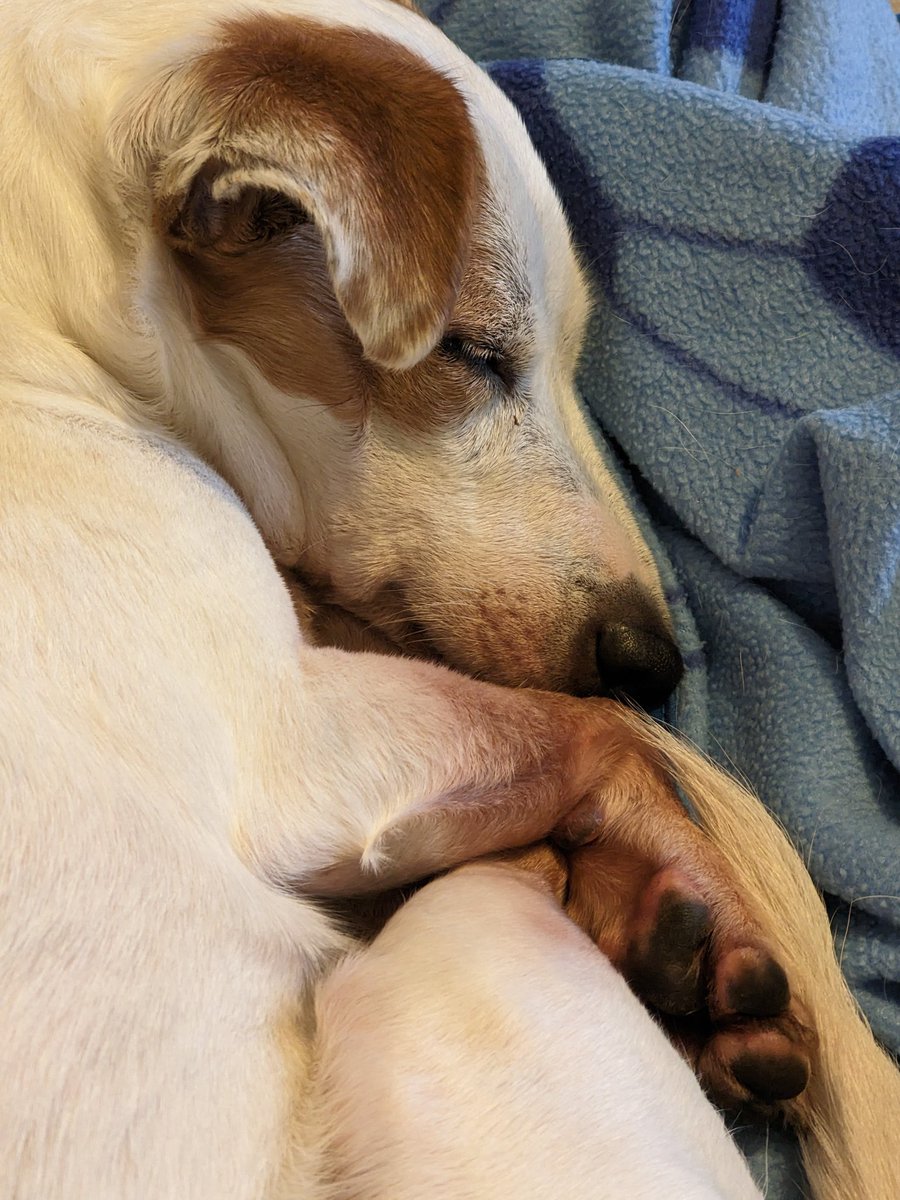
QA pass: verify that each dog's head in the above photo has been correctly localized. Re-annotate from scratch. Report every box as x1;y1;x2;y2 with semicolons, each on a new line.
117;3;681;704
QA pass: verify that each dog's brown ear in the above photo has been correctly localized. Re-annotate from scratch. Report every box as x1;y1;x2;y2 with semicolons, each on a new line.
156;16;479;370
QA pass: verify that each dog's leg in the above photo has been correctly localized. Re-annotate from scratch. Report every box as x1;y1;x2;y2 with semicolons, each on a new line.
241;644;617;894
313;861;763;1200
239;646;814;1113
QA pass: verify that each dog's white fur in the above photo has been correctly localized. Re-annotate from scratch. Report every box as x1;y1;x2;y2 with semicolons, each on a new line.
1;2;898;1198
314;865;762;1200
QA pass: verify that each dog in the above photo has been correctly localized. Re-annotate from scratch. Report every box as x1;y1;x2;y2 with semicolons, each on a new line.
2;2;898;1198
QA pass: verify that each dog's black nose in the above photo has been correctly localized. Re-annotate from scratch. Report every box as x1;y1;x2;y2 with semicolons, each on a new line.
596;623;683;710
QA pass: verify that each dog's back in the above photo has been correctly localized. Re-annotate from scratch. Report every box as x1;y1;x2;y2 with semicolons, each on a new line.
0;400;761;1200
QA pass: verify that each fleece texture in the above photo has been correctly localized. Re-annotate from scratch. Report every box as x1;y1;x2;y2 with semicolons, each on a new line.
425;0;900;1191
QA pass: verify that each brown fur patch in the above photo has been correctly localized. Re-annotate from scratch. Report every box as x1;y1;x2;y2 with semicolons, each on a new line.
161;14;480;371
172;188;531;431
174;221;364;413
369;214;532;430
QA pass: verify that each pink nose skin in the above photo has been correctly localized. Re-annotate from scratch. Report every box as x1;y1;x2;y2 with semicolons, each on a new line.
596;623;684;710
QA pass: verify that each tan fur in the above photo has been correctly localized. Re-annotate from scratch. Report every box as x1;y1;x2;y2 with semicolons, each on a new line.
160;14;480;372
172;204;525;433
175;215;364;415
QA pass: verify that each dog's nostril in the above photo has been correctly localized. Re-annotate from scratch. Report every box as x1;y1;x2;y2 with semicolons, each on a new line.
596;623;684;710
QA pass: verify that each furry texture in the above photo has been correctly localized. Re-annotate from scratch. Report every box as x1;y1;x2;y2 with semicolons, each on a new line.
1;2;896;1198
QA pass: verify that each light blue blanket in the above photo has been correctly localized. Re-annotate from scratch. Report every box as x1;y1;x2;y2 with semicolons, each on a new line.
425;0;900;1190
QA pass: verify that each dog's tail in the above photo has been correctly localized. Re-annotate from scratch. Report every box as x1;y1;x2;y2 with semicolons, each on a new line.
623;709;900;1200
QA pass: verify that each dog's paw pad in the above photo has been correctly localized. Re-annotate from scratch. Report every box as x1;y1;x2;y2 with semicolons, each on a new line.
560;842;816;1112
700;1026;811;1107
626;870;712;1015
714;946;790;1019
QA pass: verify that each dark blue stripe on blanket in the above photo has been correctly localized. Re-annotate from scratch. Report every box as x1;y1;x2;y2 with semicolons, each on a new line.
486;61;619;291
737;486;763;554
430;0;460;27
804;138;900;360
488;60;805;421
684;0;780;73
612;296;806;419
622;214;797;259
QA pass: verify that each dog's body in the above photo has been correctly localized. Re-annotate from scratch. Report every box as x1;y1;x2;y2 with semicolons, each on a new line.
0;271;764;1200
2;3;898;1198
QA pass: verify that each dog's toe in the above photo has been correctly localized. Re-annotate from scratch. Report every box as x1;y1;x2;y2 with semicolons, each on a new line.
712;945;791;1019
699;1023;812;1108
699;939;815;1110
562;839;817;1116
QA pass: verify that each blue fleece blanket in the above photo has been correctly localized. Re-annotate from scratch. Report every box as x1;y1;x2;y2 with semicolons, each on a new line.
425;0;900;1190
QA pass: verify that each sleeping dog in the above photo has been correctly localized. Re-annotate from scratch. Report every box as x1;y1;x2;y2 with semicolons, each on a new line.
2;2;896;1198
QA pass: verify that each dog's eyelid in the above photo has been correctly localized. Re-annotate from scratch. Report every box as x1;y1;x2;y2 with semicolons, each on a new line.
439;331;518;390
442;329;505;356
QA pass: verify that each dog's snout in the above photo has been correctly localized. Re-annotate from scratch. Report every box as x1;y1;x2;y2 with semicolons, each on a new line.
596;623;683;710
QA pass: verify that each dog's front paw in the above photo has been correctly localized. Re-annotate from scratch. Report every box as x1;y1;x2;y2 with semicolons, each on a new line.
563;843;817;1115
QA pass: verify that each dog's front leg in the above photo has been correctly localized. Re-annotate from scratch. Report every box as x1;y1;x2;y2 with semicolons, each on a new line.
240;645;814;1116
239;645;618;897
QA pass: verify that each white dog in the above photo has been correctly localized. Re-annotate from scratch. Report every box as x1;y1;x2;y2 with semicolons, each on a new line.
1;2;897;1198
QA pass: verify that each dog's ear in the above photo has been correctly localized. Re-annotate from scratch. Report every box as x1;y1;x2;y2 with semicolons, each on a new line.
155;16;479;371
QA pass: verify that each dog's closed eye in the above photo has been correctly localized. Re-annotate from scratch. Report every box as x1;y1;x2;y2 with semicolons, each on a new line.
439;334;517;391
